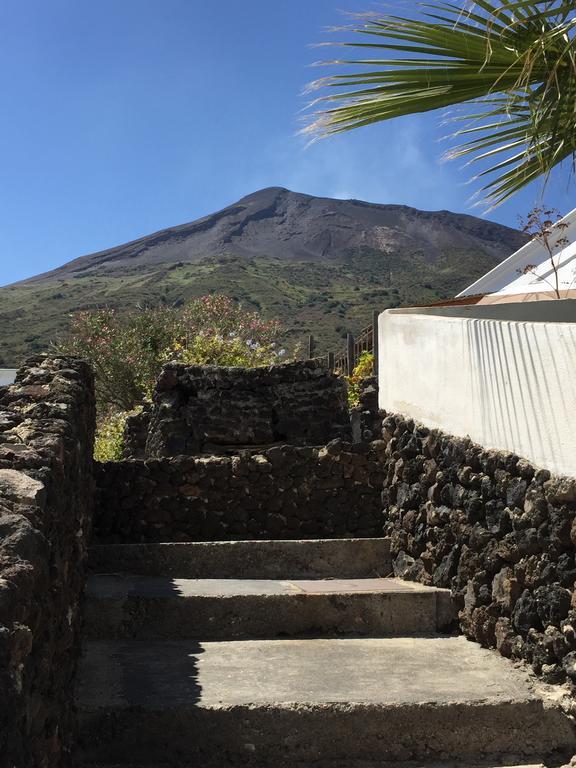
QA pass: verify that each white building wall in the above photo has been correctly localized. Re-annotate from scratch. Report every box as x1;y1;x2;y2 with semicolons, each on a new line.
458;207;576;300
378;308;576;477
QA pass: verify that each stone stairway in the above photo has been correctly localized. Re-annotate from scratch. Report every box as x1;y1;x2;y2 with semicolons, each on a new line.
76;538;576;768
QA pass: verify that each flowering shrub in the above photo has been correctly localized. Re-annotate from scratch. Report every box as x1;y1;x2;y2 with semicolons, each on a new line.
170;333;281;368
57;306;176;411
346;351;375;407
165;296;282;368
178;295;280;347
56;296;284;413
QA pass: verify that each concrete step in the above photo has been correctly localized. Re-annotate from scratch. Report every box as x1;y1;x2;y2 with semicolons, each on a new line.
84;575;454;640
88;538;391;580
81;762;551;768
82;758;548;768
77;636;575;766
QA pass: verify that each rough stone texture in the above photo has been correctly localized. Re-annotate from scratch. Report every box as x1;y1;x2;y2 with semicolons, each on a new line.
94;440;385;543
350;376;384;444
379;412;576;686
0;356;95;768
145;359;351;457
122;403;151;459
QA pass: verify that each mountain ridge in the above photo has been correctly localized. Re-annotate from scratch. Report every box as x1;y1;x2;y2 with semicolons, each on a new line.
19;186;524;283
0;187;528;365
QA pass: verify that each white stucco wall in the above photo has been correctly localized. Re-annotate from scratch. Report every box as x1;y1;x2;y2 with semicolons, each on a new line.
378;308;576;477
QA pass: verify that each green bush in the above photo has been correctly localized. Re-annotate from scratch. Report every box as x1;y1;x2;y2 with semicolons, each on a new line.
346;351;375;407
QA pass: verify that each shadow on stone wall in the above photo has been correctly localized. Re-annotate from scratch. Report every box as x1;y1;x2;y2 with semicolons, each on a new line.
95;440;385;543
125;359;351;458
0;356;95;768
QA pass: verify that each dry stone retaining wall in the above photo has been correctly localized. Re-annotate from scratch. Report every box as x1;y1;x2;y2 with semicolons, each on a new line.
0;356;95;768
94;440;385;543
144;359;351;457
379;412;576;686
122;403;151;459
350;375;382;443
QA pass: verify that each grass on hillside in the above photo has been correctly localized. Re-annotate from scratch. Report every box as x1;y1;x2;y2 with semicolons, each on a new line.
0;247;495;366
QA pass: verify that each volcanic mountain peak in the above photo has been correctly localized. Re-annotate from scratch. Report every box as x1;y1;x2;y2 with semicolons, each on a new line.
0;188;529;366
22;187;525;285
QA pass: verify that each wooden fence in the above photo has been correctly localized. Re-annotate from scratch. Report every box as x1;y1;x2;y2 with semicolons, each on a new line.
307;309;379;377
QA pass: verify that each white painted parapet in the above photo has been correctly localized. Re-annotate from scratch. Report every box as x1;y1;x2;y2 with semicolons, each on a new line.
378;301;576;477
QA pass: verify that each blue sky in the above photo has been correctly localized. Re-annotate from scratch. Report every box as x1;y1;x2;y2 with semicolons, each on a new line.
0;0;574;286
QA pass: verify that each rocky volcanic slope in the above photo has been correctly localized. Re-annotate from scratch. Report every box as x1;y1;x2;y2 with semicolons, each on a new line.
0;187;526;365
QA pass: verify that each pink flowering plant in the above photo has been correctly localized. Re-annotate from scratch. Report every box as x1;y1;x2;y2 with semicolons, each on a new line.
57;295;284;414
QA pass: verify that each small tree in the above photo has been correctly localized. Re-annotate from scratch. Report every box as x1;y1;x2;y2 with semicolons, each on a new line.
518;207;571;299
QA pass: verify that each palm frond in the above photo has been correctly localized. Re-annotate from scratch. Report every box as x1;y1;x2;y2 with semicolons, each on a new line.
304;0;576;207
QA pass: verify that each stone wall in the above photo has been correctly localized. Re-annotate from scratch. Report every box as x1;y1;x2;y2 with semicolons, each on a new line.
94;440;385;543
122;403;151;459
0;356;95;768
145;359;351;457
350;375;382;444
380;412;576;686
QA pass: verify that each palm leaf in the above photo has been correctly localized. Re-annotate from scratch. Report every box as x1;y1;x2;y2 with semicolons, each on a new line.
304;0;576;207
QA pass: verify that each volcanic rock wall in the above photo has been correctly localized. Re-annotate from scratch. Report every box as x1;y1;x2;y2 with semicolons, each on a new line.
144;359;351;457
380;412;576;685
94;440;385;543
0;357;95;768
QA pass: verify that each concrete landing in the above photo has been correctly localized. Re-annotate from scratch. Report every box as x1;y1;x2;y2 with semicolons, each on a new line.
82;763;549;768
84;575;454;640
78;636;575;765
88;538;392;579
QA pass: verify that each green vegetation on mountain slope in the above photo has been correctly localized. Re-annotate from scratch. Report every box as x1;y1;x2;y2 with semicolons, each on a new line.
0;244;497;366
